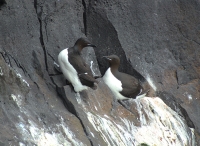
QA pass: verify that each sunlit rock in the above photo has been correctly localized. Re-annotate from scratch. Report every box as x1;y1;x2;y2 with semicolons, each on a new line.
60;79;195;146
0;55;91;146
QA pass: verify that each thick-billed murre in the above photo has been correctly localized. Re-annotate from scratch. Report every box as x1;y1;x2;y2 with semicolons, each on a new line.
103;55;147;100
58;37;98;92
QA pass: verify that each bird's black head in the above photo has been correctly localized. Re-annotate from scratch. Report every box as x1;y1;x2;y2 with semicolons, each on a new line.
74;37;96;52
103;55;120;70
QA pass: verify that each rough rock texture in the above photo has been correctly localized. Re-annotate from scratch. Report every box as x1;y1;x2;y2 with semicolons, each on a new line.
0;0;199;145
58;80;195;146
0;55;91;145
86;0;200;141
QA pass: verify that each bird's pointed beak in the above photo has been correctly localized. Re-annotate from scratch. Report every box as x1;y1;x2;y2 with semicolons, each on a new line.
87;44;96;48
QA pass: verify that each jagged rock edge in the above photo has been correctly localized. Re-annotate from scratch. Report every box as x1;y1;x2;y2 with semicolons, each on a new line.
32;1;97;144
57;87;94;146
0;50;27;76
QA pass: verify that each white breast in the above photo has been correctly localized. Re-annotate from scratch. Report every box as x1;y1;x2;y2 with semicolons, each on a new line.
103;68;128;100
58;48;87;92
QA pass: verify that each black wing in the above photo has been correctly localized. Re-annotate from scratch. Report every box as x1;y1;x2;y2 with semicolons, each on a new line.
68;52;97;86
115;72;141;98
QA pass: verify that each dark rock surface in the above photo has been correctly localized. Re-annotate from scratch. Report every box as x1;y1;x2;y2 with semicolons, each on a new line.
86;0;200;140
0;0;6;6
0;55;91;145
0;0;199;145
58;79;195;145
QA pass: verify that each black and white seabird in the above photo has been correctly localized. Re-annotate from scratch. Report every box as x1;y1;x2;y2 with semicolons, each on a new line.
103;55;147;100
58;37;98;92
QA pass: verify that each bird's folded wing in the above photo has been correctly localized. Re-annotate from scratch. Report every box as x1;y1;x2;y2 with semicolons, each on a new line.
78;73;97;83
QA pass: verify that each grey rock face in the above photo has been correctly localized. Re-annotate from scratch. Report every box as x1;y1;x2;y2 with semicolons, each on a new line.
0;0;93;145
0;0;199;145
0;55;91;145
86;0;200;138
58;79;195;146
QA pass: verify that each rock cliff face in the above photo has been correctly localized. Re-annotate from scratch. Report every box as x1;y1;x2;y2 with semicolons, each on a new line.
0;0;199;145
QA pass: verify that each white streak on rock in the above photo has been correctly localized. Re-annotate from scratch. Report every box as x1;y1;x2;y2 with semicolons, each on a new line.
86;97;195;146
16;115;86;146
90;61;95;76
54;61;60;68
56;116;85;146
22;79;30;87
16;72;30;87
87;127;95;137
87;112;135;146
146;74;157;91
19;142;26;146
75;93;82;104
183;92;193;103
188;94;192;100
11;94;22;107
75;92;87;111
135;100;147;125
16;73;22;78
0;67;3;76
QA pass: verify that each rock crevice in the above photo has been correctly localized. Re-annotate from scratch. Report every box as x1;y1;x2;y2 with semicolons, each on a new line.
34;0;48;72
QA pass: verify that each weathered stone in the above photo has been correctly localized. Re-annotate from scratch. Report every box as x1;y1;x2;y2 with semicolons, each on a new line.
157;91;195;128
0;0;45;82
86;0;200;137
0;0;200;145
35;0;87;75
59;79;195;145
0;55;91;145
60;79;114;146
177;68;194;85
